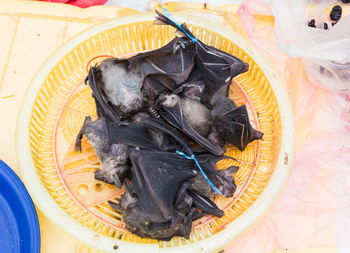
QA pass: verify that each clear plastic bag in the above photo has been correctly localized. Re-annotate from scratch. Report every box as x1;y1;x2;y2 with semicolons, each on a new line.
234;1;350;252
270;0;350;92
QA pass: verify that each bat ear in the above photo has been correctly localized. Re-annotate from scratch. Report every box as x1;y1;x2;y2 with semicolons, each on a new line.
188;191;224;217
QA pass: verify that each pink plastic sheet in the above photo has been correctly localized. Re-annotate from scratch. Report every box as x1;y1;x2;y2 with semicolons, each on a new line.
226;1;350;252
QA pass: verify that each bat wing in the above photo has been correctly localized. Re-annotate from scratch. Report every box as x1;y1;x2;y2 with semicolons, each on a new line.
107;122;158;150
86;67;120;122
194;42;249;106
187;190;224;218
158;104;226;156
129;149;196;223
138;43;195;84
173;77;205;101
127;36;196;101
140;116;192;154
214;105;263;150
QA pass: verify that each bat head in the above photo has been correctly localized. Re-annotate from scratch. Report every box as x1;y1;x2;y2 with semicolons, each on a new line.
159;93;180;108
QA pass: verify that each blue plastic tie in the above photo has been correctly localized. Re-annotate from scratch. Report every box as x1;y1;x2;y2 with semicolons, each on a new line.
176;150;222;195
160;0;198;43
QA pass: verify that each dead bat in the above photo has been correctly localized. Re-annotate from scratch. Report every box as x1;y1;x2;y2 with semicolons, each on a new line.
212;104;263;151
156;93;225;156
110;148;229;240
109;180;137;214
188;174;214;198
75;117;129;188
208;94;237;144
132;112;167;149
75;116;163;188
114;149;197;239
118;10;248;108
215;166;238;198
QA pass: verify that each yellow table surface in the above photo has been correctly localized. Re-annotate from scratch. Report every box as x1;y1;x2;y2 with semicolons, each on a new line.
0;1;337;252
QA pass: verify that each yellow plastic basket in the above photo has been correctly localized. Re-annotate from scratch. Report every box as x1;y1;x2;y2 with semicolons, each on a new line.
16;13;294;253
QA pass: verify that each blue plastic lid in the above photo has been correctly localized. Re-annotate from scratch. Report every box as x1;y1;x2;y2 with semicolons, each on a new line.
0;160;40;253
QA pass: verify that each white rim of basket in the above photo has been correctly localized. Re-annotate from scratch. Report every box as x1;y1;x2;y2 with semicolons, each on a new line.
16;12;295;253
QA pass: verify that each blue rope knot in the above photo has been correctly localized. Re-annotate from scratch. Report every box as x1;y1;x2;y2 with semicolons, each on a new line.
160;0;198;43
176;150;222;195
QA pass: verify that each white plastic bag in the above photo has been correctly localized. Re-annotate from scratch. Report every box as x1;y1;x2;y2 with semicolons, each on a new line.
270;0;350;92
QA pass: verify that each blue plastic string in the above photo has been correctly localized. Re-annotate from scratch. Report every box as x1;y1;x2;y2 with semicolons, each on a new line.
176;150;222;195
159;0;198;43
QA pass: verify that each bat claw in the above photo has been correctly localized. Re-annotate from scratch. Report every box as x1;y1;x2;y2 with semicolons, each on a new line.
113;176;122;189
